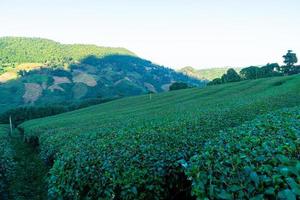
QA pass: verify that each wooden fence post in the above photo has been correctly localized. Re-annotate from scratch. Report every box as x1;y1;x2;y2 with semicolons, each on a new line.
9;115;12;137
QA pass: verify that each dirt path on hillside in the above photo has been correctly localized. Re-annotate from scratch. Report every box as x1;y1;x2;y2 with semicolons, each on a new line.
8;133;49;200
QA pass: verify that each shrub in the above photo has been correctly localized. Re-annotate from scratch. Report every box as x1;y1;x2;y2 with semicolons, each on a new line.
0;125;15;195
169;82;189;90
184;107;300;199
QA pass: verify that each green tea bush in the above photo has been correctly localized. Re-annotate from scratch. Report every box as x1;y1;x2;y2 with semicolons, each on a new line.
0;125;15;195
185;107;300;199
20;75;300;199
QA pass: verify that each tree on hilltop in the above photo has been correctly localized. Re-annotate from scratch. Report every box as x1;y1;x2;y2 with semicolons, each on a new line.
221;68;241;83
281;50;298;74
240;66;261;80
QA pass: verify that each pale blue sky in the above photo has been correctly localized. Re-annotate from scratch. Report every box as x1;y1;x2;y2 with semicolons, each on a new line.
0;0;300;69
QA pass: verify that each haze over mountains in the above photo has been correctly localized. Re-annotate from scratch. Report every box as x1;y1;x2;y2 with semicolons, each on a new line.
0;37;205;113
179;66;242;81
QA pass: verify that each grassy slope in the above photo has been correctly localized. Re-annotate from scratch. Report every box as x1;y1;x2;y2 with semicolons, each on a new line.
20;74;300;199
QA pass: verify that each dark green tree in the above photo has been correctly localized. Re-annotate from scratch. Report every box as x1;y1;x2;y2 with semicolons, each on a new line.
221;68;241;83
281;50;298;74
207;78;222;85
169;82;189;91
240;63;281;80
260;63;282;77
240;66;261;80
283;50;298;66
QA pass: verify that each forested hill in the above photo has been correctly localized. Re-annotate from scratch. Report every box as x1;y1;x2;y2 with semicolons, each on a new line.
0;37;135;68
0;37;205;113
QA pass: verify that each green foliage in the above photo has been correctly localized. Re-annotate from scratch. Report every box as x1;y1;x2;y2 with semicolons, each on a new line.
209;69;241;86
8;135;49;199
205;51;298;86
221;68;241;83
179;67;241;81
260;63;282;77
0;37;134;68
280;50;299;75
19;75;300;199
0;54;204;114
185;107;300;199
283;50;298;67
0;125;15;196
0;97;116;125
169;82;189;90
207;78;222;85
240;66;262;79
240;64;281;80
208;63;284;85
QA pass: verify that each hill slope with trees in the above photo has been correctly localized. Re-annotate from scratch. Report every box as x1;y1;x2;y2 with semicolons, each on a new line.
208;50;299;85
179;66;241;81
0;37;205;113
0;37;134;69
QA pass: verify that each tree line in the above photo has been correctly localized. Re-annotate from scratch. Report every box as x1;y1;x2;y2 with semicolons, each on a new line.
208;50;299;85
0;98;116;126
0;37;134;70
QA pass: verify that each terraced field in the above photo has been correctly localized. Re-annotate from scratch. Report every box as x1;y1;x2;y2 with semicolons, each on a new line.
20;74;300;199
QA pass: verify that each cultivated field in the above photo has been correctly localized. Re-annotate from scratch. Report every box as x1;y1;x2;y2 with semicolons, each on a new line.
20;74;300;199
0;125;14;198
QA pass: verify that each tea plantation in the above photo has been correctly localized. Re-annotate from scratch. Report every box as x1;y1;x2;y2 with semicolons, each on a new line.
185;107;300;199
0;125;15;199
19;74;300;199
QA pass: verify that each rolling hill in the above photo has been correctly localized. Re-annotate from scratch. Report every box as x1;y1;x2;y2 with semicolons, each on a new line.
19;74;300;199
179;66;241;81
0;37;134;67
0;37;204;113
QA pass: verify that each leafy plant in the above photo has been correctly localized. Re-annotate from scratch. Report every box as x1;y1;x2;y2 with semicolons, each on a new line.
0;125;15;196
19;74;300;199
185;107;300;199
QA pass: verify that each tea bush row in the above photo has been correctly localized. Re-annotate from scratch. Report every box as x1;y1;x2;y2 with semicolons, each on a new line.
0;125;15;195
184;107;300;199
20;75;300;199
